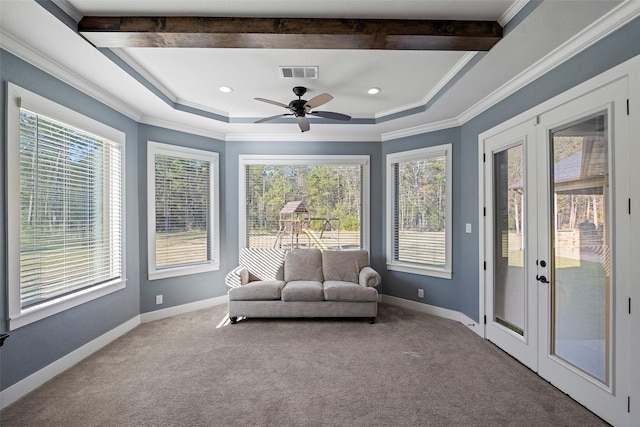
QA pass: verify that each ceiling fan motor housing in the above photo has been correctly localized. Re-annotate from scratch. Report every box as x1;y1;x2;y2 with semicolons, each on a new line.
288;99;308;116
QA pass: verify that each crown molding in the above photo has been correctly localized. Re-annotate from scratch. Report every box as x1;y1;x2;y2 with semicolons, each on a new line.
498;0;530;27
458;0;640;126
110;48;179;105
0;29;143;122
375;52;477;119
176;98;231;119
51;0;83;23
381;117;460;142
139;115;227;141
225;130;381;143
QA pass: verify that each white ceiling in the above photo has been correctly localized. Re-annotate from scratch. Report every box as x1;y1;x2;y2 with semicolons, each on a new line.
0;0;636;141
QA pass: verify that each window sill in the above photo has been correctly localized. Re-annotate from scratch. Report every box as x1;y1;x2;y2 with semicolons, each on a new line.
148;262;220;281
9;279;126;331
386;262;452;279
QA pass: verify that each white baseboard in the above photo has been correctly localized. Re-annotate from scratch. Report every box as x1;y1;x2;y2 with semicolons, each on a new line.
0;316;140;410
139;295;227;323
381;295;484;338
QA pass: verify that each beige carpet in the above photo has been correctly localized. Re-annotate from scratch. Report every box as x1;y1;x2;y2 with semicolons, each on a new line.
1;303;607;426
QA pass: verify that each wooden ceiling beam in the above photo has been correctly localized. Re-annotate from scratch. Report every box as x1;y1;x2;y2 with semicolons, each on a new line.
78;17;502;51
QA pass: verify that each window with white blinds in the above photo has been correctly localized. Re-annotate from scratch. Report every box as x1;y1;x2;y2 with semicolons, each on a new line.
6;83;126;330
147;142;219;280
240;155;370;251
386;144;452;278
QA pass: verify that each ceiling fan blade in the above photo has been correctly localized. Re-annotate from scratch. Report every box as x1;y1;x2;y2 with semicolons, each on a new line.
254;113;292;124
304;93;333;109
297;116;310;132
310;111;352;121
255;97;289;109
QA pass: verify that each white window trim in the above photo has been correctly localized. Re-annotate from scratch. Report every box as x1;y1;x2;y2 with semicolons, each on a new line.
238;155;370;252
147;141;220;280
386;144;452;279
6;83;127;331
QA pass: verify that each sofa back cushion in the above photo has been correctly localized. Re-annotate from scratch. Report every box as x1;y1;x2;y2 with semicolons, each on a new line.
322;250;369;283
284;249;324;282
239;248;286;281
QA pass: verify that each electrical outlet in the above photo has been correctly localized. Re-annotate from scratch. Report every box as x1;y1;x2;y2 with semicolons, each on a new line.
418;289;424;298
156;294;163;305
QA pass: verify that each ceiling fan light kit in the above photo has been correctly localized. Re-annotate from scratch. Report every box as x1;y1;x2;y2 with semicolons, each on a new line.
255;86;351;132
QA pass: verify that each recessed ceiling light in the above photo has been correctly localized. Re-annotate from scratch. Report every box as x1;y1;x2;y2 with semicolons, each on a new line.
219;86;233;93
367;87;381;95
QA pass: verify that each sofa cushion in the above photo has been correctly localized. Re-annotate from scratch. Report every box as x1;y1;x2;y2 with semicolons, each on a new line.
228;280;286;301
239;248;286;281
284;249;324;282
323;281;378;302
281;281;324;301
322;250;369;283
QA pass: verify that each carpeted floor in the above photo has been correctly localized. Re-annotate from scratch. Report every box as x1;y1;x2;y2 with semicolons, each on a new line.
1;303;608;426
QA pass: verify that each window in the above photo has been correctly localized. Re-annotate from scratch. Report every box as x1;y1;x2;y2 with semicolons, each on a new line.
240;155;370;251
6;83;125;330
147;142;219;279
386;144;452;278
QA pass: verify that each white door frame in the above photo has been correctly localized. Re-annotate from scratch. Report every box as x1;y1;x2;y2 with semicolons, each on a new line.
535;78;630;425
478;54;638;427
482;120;539;371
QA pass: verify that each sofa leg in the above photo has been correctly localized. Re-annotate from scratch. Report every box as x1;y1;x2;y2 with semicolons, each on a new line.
230;316;238;324
368;317;376;324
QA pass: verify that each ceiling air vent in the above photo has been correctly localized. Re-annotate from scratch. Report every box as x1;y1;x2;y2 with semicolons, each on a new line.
279;66;318;79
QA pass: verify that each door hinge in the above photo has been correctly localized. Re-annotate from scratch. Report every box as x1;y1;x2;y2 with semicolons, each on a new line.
627;99;630;115
483;153;486;162
484;261;487;270
629;298;632;315
628;396;631;413
483;207;486;216
484;315;487;325
629;198;631;215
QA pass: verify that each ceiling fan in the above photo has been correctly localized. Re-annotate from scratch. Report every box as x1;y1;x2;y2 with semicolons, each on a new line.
254;86;351;132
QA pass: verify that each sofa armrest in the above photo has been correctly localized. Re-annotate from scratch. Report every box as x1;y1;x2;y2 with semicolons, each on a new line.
359;266;381;288
225;266;249;289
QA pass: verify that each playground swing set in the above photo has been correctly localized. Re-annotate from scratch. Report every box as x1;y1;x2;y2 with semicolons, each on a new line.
274;201;340;250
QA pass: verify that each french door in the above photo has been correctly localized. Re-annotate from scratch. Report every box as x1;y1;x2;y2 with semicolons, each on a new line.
483;78;630;426
484;120;539;371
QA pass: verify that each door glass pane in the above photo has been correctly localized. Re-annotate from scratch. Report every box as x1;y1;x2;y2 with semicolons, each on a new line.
493;144;526;336
550;112;609;384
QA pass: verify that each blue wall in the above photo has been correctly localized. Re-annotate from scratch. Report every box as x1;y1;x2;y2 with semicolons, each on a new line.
0;50;141;389
1;13;639;393
380;128;463;310
137;125;227;313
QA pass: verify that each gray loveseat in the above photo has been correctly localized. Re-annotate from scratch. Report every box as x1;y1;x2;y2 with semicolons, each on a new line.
225;248;381;323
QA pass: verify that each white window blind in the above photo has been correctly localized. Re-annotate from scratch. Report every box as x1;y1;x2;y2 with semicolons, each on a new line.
148;142;219;280
241;156;369;251
155;154;210;268
387;145;452;277
18;109;123;308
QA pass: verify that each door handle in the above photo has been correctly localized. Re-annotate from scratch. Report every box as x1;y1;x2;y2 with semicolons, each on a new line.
536;275;549;284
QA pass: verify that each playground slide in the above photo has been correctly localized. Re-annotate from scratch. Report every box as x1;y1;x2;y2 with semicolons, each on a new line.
303;229;327;250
